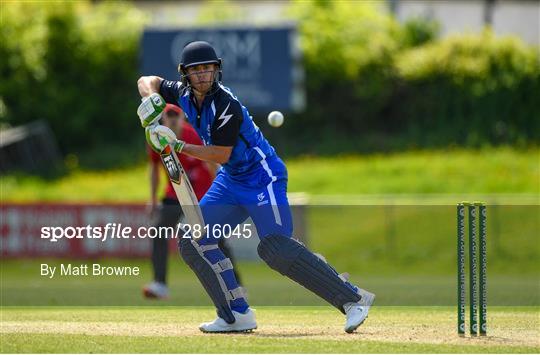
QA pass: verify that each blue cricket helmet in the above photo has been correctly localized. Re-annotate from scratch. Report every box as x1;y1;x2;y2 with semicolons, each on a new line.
178;41;222;76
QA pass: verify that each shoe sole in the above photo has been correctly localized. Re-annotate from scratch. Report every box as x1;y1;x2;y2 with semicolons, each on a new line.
345;293;376;333
199;326;257;333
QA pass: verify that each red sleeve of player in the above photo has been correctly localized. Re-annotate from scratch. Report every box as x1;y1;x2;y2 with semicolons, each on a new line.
179;122;213;200
180;122;203;146
147;144;161;163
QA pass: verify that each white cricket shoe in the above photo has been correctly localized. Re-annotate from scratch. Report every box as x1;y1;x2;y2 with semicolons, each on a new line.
142;281;170;299
199;308;257;333
343;288;376;333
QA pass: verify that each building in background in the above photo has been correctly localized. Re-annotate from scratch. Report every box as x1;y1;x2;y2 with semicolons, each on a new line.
133;0;539;45
390;0;539;45
133;1;289;27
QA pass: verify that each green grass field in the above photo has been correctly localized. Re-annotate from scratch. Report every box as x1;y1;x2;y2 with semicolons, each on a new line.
2;258;538;352
1;306;538;353
1;259;538;307
2;147;539;202
2;147;538;353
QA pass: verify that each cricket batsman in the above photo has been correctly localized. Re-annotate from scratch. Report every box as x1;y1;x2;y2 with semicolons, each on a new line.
143;103;242;299
137;41;375;333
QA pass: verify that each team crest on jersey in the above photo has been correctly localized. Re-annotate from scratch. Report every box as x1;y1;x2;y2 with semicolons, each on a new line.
257;192;268;206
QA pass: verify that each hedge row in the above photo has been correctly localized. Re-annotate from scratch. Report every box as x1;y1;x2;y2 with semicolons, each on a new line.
1;0;538;158
0;2;147;152
282;0;539;153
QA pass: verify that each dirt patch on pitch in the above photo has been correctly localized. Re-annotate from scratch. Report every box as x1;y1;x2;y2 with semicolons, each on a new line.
257;324;539;347
2;320;538;348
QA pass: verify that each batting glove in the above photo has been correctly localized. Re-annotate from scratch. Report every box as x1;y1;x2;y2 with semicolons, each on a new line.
137;93;166;128
155;125;185;153
145;125;163;153
145;125;185;153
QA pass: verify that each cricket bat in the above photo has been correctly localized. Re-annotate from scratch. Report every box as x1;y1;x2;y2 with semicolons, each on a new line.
159;144;205;240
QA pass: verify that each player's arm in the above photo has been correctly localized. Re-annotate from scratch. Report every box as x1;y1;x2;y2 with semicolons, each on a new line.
138;76;182;103
136;77;182;128
146;125;232;164
181;145;232;165
137;76;163;97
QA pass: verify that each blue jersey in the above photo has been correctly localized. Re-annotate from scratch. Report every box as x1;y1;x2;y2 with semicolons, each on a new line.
160;80;276;178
